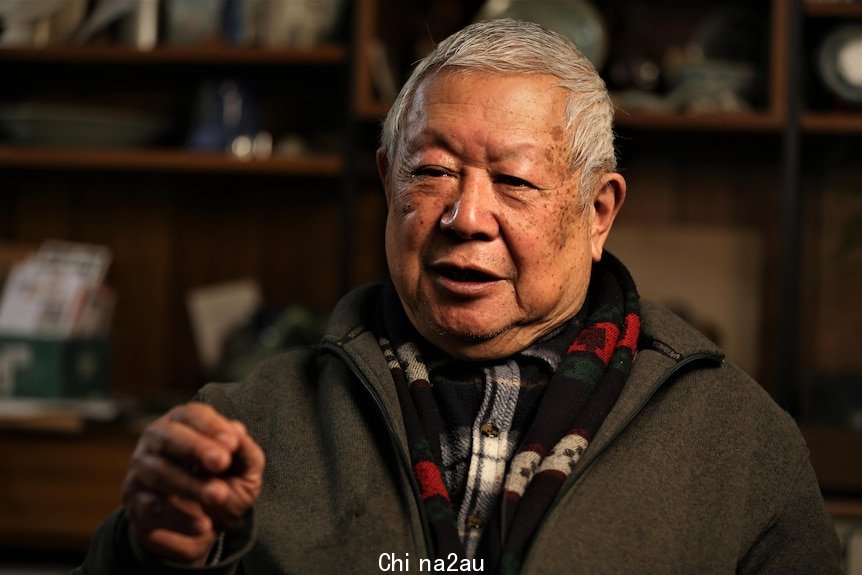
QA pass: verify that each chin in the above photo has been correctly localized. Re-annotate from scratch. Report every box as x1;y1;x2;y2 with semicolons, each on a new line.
420;313;510;353
426;306;505;337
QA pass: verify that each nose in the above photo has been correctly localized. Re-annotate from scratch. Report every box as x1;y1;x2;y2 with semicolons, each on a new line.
439;174;499;241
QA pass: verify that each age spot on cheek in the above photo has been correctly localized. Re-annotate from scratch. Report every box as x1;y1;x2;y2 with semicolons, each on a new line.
554;199;581;250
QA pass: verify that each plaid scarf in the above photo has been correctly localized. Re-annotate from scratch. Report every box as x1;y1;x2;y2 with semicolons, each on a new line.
376;254;640;573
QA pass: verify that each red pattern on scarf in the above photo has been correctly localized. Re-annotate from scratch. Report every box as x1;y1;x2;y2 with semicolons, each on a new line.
414;460;451;503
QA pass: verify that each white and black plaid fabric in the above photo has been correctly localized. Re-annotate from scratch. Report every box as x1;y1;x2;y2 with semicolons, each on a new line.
412;317;583;557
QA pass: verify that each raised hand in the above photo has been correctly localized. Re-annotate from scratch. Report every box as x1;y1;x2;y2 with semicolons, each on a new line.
122;402;265;565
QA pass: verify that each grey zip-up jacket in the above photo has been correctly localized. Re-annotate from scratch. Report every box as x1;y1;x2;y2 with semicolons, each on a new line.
78;284;842;574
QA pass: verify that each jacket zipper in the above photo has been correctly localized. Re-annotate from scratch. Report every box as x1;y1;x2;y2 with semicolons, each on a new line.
520;351;722;571
321;341;436;561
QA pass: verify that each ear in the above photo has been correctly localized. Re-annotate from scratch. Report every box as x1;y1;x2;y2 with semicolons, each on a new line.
590;172;626;262
376;148;392;205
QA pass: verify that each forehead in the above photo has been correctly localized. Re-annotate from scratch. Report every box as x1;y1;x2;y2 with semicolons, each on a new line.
406;70;570;142
399;73;570;164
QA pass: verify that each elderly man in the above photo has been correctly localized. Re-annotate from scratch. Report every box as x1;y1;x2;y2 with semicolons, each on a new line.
78;19;841;574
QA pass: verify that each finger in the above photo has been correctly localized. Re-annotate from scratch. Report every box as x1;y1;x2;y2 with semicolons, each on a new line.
127;452;217;502
126;452;236;511
203;434;266;528
227;427;266;479
140;418;233;474
126;490;211;538
168;403;243;451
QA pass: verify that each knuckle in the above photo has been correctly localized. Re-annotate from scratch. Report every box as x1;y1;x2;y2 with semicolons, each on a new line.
231;420;247;435
140;422;171;453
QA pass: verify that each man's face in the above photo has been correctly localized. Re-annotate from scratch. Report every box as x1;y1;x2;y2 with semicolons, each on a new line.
380;71;622;360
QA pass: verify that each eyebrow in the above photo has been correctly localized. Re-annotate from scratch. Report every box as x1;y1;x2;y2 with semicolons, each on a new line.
405;127;545;163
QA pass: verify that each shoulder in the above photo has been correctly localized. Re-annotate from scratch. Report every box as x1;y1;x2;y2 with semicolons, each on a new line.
634;298;807;461
195;346;320;419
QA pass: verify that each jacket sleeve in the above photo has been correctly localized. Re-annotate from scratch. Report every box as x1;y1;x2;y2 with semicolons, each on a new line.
737;455;843;574
75;507;255;575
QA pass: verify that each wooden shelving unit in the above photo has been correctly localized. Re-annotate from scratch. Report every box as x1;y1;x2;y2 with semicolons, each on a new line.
0;146;344;176
0;30;361;400
612;110;783;132
800;112;862;133
794;2;862;505
0;44;347;65
804;1;862;18
0;43;350;175
799;1;862;134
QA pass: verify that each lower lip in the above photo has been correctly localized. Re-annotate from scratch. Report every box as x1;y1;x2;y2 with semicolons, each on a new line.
431;270;503;297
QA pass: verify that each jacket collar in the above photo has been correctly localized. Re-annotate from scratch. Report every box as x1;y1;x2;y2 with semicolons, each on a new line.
581;299;725;472
323;286;725;472
321;283;409;454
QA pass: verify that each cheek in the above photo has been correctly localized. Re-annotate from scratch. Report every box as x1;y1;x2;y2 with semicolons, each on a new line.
554;200;585;250
511;206;589;289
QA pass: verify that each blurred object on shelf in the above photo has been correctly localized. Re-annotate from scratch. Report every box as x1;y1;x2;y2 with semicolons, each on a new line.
163;0;224;46
0;241;114;400
0;0;85;46
71;0;155;48
1;0;346;49
186;78;262;154
247;0;346;47
0;240;113;339
185;277;326;381
474;0;607;68
614;59;756;113
366;37;399;102
216;304;325;381
834;516;862;575
818;25;862;105
610;5;761;114
0;333;110;398
230;130;272;160
0;396;121;432
0;103;169;148
186;279;263;375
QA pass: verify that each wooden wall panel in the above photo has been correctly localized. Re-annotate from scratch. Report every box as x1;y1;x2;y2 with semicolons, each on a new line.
0;170;385;400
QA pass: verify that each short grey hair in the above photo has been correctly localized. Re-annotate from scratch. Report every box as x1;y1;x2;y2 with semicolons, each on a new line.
380;18;616;204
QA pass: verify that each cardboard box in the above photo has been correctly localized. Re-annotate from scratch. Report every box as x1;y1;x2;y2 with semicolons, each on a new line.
0;336;109;399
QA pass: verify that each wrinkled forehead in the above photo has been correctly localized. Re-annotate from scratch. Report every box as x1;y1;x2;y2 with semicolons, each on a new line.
398;69;573;152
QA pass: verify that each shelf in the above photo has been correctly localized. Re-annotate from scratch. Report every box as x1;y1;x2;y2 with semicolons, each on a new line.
804;1;862;18
801;111;862;133
0;146;344;176
826;497;862;519
613;110;783;132
0;44;347;66
359;104;785;132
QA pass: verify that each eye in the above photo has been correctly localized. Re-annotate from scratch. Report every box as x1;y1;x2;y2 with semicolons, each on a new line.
495;174;536;189
410;166;450;179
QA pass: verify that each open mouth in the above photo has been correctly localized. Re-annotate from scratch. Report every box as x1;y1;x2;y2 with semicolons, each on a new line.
434;265;498;283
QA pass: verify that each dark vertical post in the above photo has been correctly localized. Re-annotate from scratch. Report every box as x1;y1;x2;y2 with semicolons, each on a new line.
340;1;358;296
776;0;803;415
